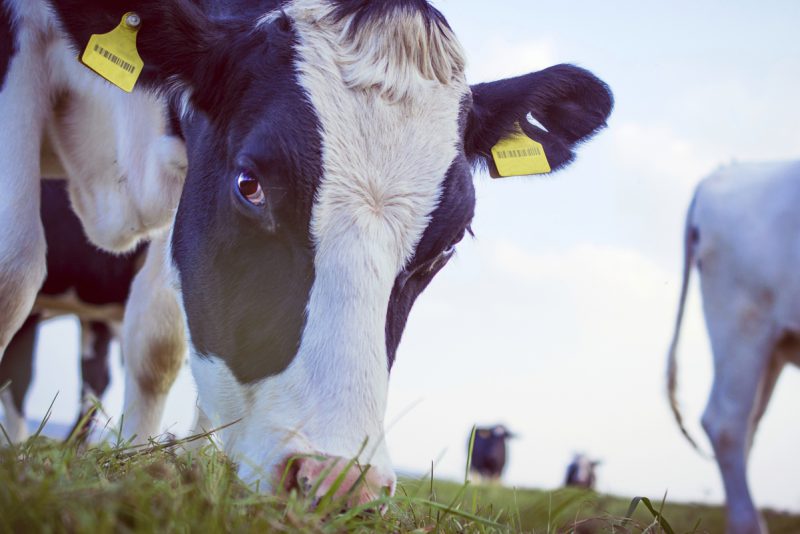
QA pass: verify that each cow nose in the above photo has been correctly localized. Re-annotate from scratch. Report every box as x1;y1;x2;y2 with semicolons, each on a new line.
284;454;396;507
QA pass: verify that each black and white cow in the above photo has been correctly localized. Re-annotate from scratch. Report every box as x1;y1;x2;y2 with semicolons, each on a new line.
564;454;599;490
469;424;516;481
668;161;800;534
0;179;146;444
1;0;612;503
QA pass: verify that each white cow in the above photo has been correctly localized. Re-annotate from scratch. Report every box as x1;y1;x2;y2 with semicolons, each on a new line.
667;161;800;534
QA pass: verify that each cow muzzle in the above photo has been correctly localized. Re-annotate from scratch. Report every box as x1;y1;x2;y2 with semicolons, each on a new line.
280;453;397;508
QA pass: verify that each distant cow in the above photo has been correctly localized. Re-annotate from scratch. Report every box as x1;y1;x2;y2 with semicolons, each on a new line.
667;161;800;534
0;180;145;444
564;454;599;490
469;425;515;480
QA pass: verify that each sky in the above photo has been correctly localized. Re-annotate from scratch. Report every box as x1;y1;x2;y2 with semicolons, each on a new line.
9;0;800;513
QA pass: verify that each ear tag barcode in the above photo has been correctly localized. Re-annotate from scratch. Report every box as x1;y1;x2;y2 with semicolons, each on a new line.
80;12;143;93
490;124;551;178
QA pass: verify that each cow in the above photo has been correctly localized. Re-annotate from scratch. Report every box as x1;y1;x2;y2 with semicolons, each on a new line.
469;425;515;481
1;0;613;504
667;161;800;534
564;453;599;490
0;179;146;444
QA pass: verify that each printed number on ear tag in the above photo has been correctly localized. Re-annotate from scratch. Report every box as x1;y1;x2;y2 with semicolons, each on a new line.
490;124;551;178
80;12;144;93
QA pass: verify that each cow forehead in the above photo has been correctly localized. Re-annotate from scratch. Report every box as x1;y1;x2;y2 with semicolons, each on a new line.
262;0;467;100
280;0;470;264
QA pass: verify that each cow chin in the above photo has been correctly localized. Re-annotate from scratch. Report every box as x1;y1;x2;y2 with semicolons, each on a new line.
189;350;395;498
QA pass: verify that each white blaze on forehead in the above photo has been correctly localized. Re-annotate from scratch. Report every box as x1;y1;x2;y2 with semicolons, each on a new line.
286;0;468;270
290;0;466;454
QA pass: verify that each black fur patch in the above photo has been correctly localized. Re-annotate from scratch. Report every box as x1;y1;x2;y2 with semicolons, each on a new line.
0;2;16;91
39;180;144;304
172;14;322;384
0;315;39;412
385;156;475;369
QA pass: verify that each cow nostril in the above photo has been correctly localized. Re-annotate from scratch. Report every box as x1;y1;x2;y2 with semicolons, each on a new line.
298;475;313;495
283;454;396;508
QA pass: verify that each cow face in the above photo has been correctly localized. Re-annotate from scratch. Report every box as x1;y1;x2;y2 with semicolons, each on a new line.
54;0;612;496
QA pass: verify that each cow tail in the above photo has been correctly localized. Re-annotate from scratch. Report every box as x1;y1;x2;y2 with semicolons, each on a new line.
666;190;708;456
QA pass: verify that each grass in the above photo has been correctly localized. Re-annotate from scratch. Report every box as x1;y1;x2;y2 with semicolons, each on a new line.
1;431;799;533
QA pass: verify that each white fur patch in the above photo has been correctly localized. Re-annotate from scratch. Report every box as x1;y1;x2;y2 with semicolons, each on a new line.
120;232;187;444
279;1;466;103
191;351;395;490
0;388;27;444
0;0;52;352
80;320;96;361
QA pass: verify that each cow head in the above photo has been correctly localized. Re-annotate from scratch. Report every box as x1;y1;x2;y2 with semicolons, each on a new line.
56;0;612;500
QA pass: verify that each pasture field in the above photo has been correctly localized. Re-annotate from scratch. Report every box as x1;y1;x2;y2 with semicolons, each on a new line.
1;432;798;534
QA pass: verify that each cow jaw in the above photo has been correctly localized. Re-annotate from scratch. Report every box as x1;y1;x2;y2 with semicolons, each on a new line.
190;350;393;491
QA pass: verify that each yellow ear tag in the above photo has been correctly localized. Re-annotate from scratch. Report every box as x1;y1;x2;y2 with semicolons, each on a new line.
490;123;551;178
80;12;143;93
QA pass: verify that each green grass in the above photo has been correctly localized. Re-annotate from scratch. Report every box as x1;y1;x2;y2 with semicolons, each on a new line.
1;434;799;533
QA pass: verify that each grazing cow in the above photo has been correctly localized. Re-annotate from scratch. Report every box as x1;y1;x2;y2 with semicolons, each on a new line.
667;161;800;534
0;180;145;444
1;0;613;503
469;425;515;481
564;454;599;490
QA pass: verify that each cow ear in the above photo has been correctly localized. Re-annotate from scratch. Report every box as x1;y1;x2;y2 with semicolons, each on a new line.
465;64;613;174
51;1;234;114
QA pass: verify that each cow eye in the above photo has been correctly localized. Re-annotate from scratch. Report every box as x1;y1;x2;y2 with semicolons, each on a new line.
423;245;456;274
441;228;468;260
236;172;266;206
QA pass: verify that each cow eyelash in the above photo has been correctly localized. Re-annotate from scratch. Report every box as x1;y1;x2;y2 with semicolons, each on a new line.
444;228;470;256
426;244;456;273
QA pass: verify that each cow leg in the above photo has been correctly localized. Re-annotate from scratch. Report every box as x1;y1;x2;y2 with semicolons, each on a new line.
120;233;186;444
700;292;775;534
0;26;48;361
747;349;786;454
191;404;213;435
69;320;113;443
0;315;40;444
175;403;218;453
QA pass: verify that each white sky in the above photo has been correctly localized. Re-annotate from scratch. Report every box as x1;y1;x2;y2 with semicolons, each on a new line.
10;0;800;513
